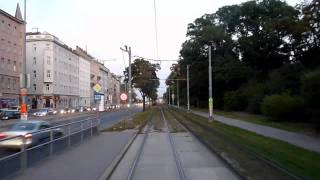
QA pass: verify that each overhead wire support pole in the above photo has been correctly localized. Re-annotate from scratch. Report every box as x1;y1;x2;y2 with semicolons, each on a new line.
187;65;190;112
20;0;28;120
208;43;214;122
120;46;132;115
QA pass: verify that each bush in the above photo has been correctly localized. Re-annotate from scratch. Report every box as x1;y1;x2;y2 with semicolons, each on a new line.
261;94;305;121
223;90;247;111
302;69;320;128
242;83;269;114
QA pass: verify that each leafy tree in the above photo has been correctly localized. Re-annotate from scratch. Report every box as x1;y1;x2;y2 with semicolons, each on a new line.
124;59;160;111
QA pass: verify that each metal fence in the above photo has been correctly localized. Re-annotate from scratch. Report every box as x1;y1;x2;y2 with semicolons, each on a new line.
0;117;100;178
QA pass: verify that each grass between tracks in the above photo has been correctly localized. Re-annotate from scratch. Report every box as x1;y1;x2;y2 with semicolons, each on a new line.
103;109;152;132
170;108;320;180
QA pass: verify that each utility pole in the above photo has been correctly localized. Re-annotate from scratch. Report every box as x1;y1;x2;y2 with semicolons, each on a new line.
120;46;132;111
177;80;179;108
208;44;214;122
168;86;171;105
20;0;28;120
187;65;190;112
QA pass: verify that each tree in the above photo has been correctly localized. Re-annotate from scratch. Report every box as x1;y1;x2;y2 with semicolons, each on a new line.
124;59;160;111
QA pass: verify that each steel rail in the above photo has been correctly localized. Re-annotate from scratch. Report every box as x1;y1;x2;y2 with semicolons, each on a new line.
160;108;187;180
126;118;152;180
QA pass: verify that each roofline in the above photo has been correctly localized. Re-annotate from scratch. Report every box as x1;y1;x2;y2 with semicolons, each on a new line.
0;9;24;24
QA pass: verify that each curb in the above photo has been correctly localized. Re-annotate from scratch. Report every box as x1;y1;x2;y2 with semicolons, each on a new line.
98;130;139;180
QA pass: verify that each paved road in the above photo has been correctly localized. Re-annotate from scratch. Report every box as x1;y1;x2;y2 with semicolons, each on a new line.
190;109;320;153
8;131;136;180
0;107;141;179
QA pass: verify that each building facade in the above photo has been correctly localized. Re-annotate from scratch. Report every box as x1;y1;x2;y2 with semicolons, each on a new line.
26;32;79;109
0;5;24;108
74;47;91;107
108;73;121;105
89;60;100;107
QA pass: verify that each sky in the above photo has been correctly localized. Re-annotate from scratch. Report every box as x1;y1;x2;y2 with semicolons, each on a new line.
0;0;301;97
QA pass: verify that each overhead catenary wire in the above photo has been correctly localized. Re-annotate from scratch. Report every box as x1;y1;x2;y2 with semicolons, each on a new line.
153;0;159;60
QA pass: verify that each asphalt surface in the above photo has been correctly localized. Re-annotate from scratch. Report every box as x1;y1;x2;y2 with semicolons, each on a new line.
0;107;141;179
8;131;136;180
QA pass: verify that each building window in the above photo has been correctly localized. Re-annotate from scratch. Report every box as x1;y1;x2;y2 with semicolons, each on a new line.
33;84;36;91
7;78;10;89
13;79;16;90
47;70;51;78
47;56;51;65
33;57;36;65
33;70;36;78
0;57;4;69
7;59;10;70
13;61;16;71
46;84;50;91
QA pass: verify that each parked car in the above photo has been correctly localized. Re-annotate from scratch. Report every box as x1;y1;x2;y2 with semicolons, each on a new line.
47;108;58;115
0;120;63;149
32;108;49;117
0;110;20;120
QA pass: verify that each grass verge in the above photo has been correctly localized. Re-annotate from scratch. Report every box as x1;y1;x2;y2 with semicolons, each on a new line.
191;107;317;135
103;109;152;132
170;107;320;180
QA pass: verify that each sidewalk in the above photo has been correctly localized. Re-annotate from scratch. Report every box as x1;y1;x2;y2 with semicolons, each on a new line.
8;130;136;180
188;109;320;153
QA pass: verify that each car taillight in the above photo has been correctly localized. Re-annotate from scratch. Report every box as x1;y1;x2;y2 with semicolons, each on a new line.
0;133;6;139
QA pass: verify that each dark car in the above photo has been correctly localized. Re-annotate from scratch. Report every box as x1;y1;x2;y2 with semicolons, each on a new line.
0;110;20;120
0;120;64;149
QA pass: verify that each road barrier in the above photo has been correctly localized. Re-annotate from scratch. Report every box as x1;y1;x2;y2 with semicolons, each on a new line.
0;117;100;179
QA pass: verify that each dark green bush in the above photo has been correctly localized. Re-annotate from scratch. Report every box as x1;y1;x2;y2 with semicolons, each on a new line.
261;94;305;121
242;83;269;114
302;70;320;128
223;90;247;111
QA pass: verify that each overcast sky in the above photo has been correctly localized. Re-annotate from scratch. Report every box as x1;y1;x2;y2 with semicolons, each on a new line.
0;0;301;97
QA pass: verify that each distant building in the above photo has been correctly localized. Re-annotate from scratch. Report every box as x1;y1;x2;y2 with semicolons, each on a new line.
89;60;100;107
0;5;25;108
26;32;79;109
108;74;121;105
74;46;91;107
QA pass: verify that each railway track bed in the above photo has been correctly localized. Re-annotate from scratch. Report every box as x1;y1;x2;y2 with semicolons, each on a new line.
109;107;238;180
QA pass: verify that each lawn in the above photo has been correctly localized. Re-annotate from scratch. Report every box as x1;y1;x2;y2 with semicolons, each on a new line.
169;107;320;180
191;107;317;136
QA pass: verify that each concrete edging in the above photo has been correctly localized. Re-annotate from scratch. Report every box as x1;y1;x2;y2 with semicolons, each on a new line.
98;130;139;180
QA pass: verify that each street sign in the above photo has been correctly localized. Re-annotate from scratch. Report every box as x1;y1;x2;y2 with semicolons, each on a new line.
120;93;128;101
94;92;104;101
93;83;102;92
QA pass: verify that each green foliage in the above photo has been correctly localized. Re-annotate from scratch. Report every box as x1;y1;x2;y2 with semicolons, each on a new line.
302;69;320;127
267;63;304;95
223;90;247;111
124;59;160;111
243;83;269;114
261;94;305;121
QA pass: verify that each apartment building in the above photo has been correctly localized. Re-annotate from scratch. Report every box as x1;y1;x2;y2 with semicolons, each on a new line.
0;5;24;108
74;46;91;107
26;32;79;109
